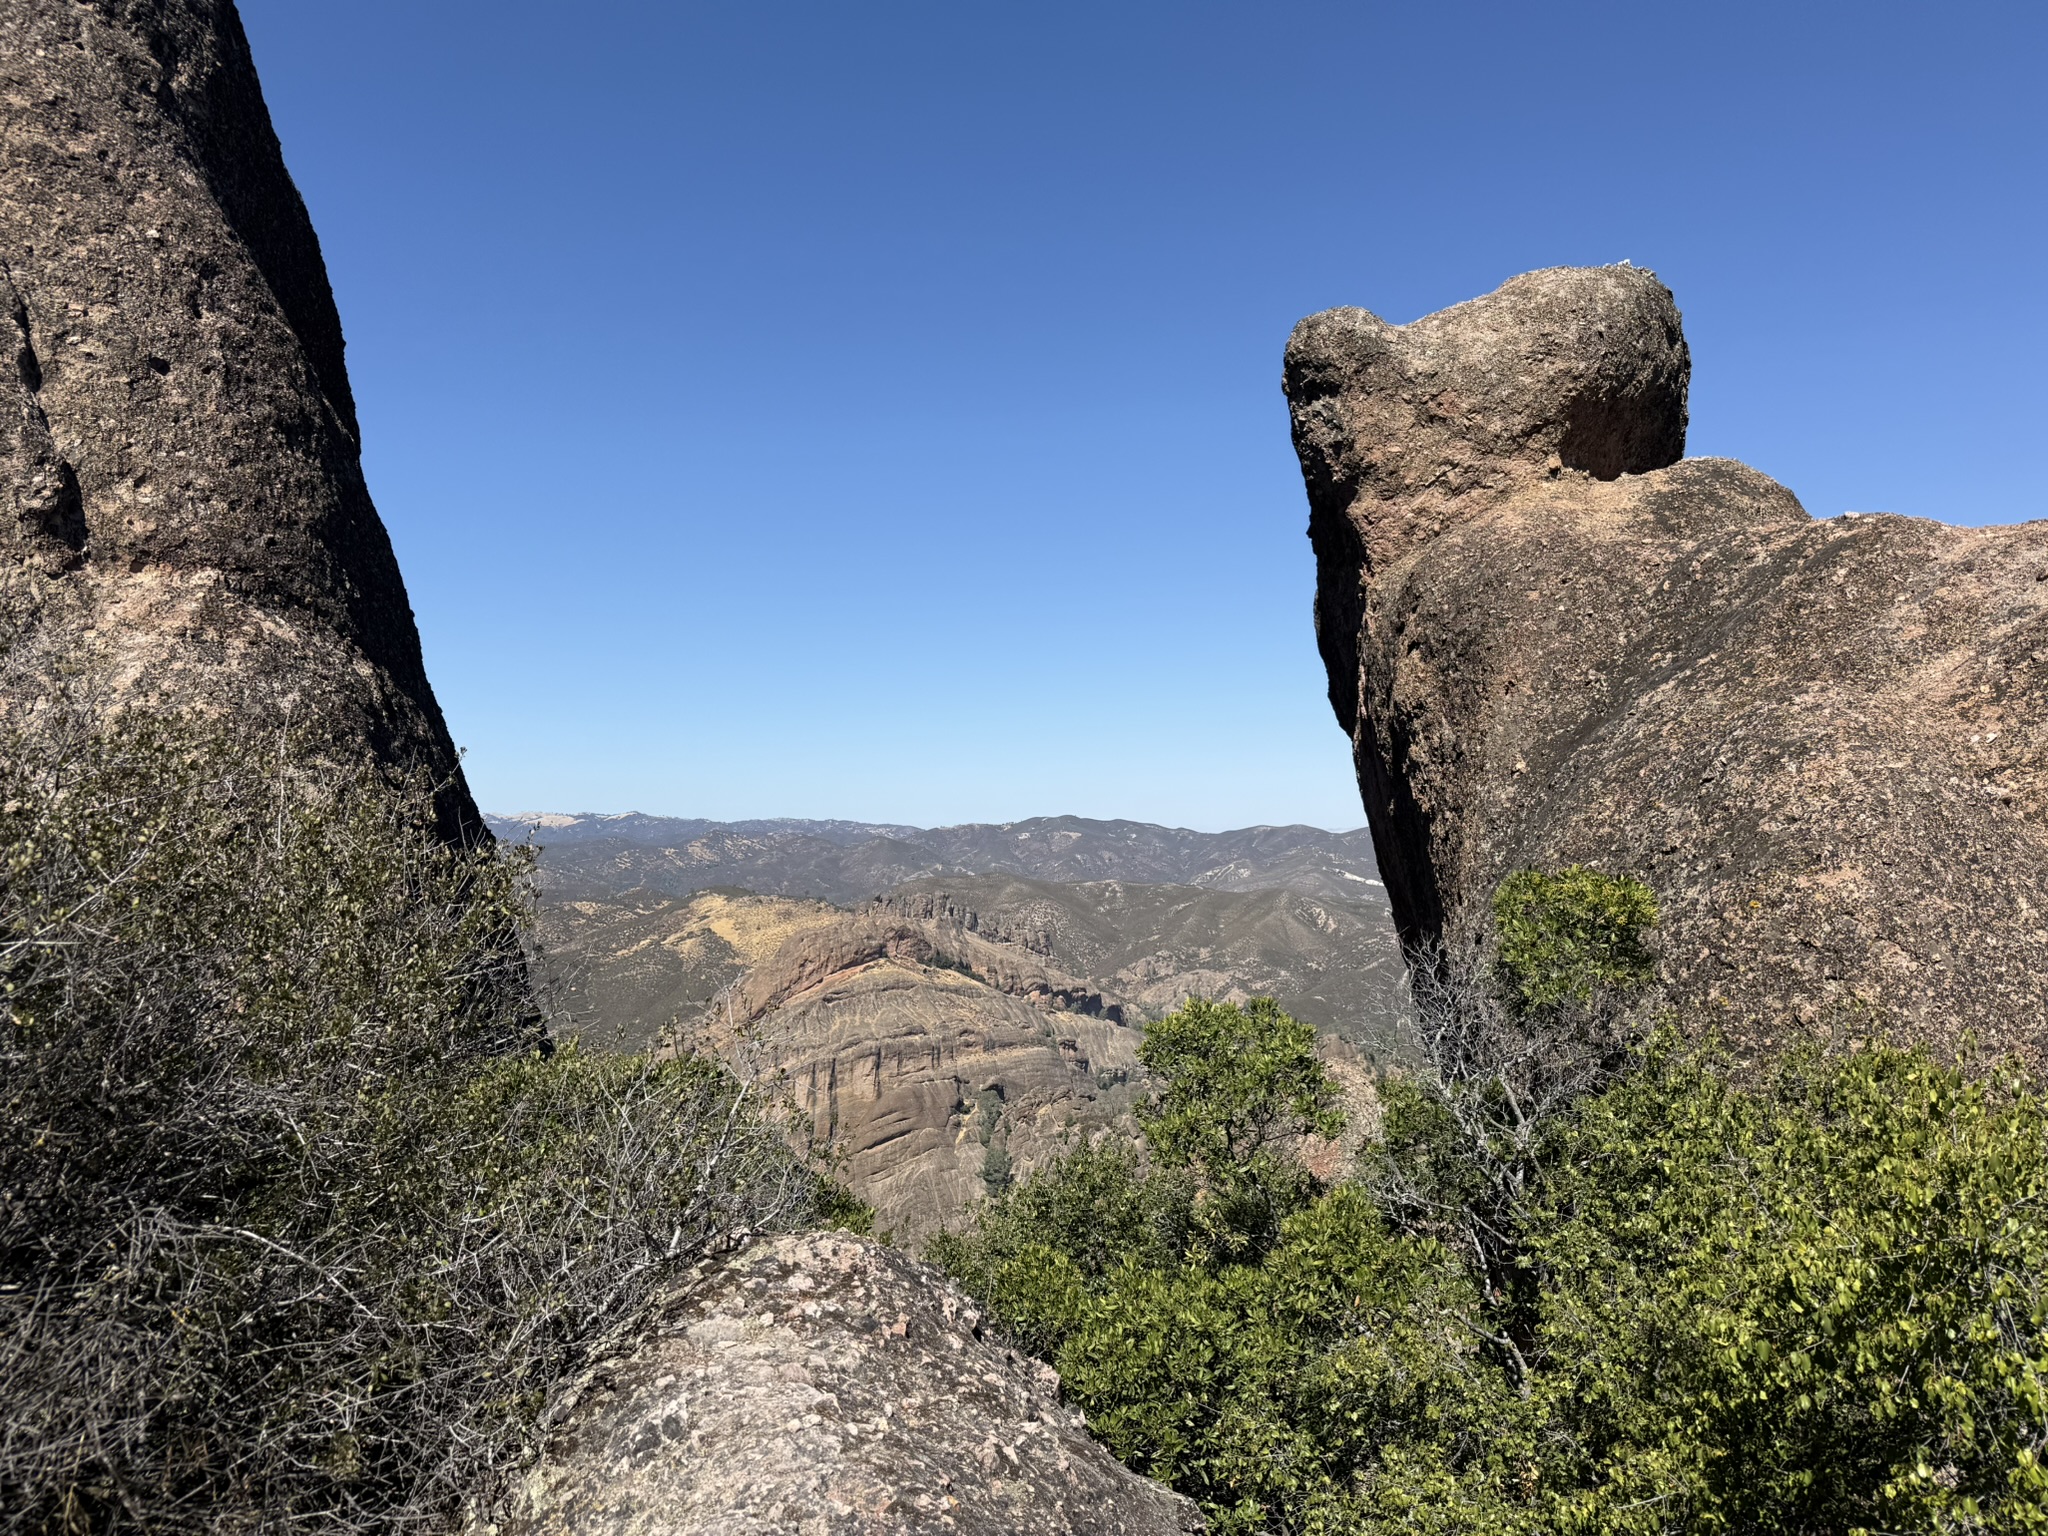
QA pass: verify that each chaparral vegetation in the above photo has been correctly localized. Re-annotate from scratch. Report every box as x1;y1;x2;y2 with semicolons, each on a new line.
0;703;860;1534
933;870;2048;1535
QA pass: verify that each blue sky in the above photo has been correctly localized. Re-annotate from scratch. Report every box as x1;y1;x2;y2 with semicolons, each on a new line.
239;0;2046;830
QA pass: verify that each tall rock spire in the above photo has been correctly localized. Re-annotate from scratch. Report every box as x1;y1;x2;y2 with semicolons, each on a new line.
0;0;479;837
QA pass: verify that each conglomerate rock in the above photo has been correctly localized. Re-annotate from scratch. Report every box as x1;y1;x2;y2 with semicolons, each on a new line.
494;1231;1204;1536
0;0;477;833
1286;265;2048;1062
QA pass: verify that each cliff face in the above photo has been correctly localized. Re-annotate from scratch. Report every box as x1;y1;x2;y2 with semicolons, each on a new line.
1;0;476;832
688;908;1145;1243
1286;266;2048;1061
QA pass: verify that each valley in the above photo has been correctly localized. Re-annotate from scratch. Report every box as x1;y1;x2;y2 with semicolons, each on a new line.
499;814;1408;1237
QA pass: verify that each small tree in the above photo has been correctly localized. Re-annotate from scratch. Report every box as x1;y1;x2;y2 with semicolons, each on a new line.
931;996;1343;1348
1136;996;1346;1261
1375;868;1659;1389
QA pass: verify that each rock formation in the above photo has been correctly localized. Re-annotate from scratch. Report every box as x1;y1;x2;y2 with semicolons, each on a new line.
514;815;1407;1055
534;889;849;1052
496;1231;1204;1535
1;0;477;833
731;909;1124;1026
686;909;1145;1242
1286;265;2048;1061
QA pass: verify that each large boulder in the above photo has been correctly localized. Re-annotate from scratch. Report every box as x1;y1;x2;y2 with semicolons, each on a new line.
1286;266;2048;1062
496;1231;1204;1536
0;0;477;834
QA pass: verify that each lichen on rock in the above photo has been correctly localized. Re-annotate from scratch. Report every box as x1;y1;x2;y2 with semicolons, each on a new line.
0;0;479;836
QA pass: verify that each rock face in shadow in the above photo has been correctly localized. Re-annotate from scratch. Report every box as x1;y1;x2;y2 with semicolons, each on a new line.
498;1231;1204;1536
1286;265;2048;1062
687;910;1144;1243
1;0;476;832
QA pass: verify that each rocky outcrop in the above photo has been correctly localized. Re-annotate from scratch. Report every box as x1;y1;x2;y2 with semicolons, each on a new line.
1;0;477;833
496;1231;1204;1536
735;910;1123;1026
1286;266;2048;1061
531;890;848;1053
528;871;1410;1229
680;910;1145;1242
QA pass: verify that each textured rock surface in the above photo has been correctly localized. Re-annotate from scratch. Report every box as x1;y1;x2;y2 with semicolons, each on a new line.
1287;265;2048;1062
731;909;1124;1026
1;0;476;831
497;1231;1204;1536
686;910;1145;1243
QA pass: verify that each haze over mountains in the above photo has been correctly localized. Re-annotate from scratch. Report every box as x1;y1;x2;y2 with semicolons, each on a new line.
490;812;1389;907
494;813;1407;1050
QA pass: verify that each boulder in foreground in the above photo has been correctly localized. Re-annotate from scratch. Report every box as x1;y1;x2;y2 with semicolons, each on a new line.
496;1231;1203;1536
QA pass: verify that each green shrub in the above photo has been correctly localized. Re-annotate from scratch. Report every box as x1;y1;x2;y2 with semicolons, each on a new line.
939;877;2048;1535
1491;865;1657;1009
1138;996;1344;1175
1138;995;1346;1265
928;1139;1171;1357
0;706;846;1533
1534;1039;2048;1534
979;1138;1014;1194
1056;1186;1521;1536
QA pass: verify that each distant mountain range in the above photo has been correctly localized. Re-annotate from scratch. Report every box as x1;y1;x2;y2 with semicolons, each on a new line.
489;813;1387;908
500;812;1409;1236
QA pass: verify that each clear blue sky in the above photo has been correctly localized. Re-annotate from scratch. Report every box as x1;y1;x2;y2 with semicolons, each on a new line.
239;0;2045;831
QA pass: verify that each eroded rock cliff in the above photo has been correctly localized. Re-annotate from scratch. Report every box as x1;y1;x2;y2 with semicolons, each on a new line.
1287;265;2048;1061
497;1231;1204;1536
1;0;477;832
684;908;1144;1242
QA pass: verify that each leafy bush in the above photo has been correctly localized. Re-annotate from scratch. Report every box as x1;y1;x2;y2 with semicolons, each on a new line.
1137;995;1346;1264
1535;1039;2048;1534
938;872;2048;1535
1491;865;1657;1009
1054;1186;1518;1535
929;1139;1174;1358
0;705;847;1533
